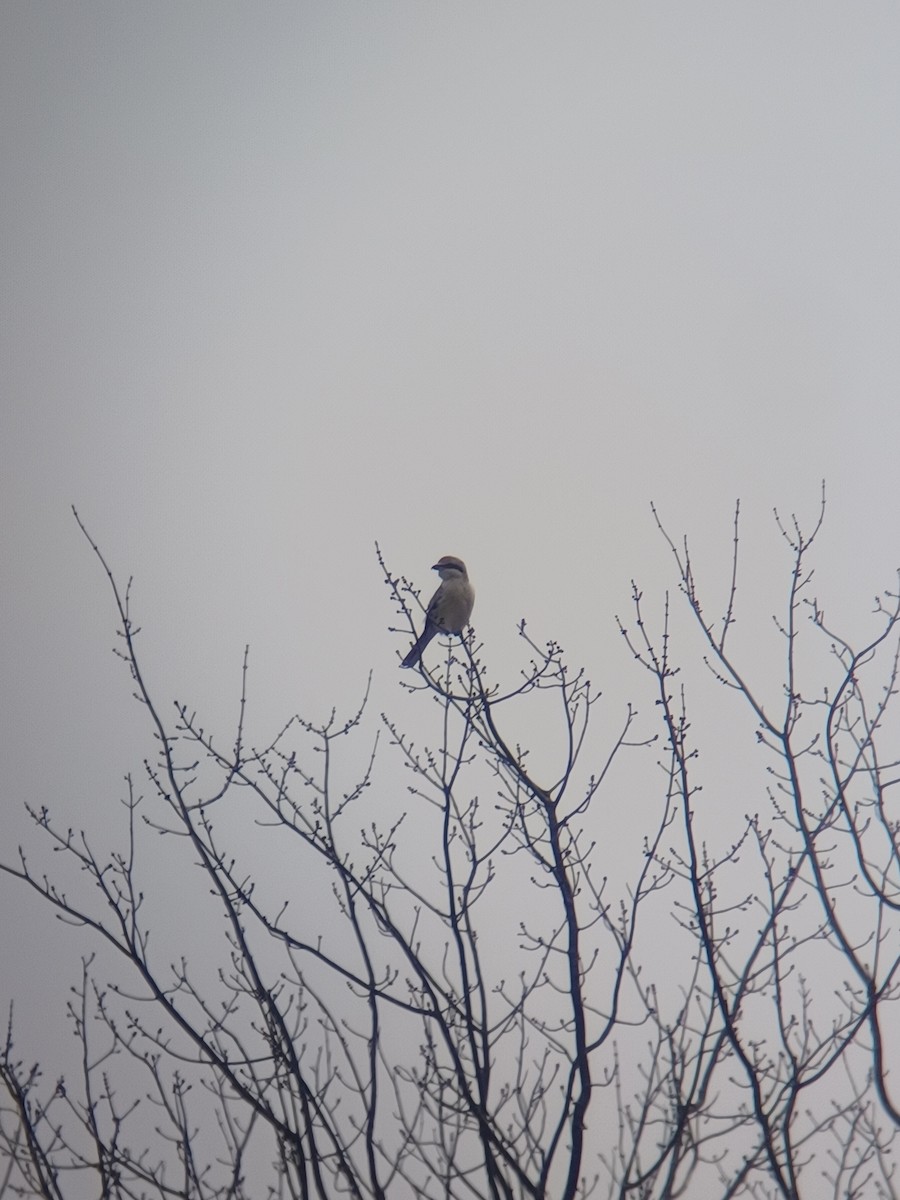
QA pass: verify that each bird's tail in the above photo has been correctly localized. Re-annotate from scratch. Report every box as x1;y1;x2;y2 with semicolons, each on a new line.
401;626;436;669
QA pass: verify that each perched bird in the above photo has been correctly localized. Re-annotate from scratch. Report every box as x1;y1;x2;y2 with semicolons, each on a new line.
401;555;475;669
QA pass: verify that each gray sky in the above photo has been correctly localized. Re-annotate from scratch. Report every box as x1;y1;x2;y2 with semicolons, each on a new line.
3;0;900;1151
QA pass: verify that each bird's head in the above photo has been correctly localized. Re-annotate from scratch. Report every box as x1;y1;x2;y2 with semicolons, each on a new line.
432;555;467;579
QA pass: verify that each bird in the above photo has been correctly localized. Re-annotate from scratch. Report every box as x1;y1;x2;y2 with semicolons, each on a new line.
401;555;475;669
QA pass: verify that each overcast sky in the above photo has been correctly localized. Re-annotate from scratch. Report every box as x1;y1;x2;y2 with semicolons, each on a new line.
3;0;900;1116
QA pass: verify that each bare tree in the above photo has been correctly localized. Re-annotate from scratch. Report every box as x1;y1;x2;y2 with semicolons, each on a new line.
2;497;899;1199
